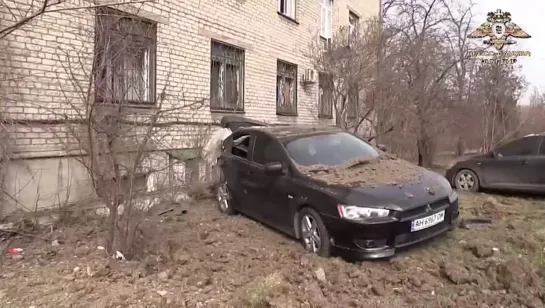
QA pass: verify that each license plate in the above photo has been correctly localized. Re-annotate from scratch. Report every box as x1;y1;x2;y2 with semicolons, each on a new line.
411;210;445;232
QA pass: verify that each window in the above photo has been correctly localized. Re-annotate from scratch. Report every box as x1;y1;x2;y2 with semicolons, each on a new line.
253;135;286;165
347;89;358;119
210;41;245;112
320;0;333;39
285;132;379;167
318;73;333;119
231;133;251;159
278;0;296;19
95;8;157;104
276;60;298;116
349;11;359;44
495;136;539;157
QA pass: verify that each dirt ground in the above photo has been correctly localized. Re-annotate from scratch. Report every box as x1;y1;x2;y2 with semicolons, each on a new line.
0;192;544;308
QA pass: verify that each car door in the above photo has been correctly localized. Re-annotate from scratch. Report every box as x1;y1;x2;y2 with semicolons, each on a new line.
248;132;295;230
220;131;260;215
480;136;541;189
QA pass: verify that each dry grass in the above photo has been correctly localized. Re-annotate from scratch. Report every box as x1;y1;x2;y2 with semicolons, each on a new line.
242;272;288;308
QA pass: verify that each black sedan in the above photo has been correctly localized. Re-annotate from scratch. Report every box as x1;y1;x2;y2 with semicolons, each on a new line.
215;124;459;259
446;134;545;193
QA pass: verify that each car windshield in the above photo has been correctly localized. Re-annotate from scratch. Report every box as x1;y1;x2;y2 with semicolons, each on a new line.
284;132;379;167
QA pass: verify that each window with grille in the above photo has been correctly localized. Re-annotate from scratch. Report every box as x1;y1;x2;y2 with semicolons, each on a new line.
210;41;245;112
318;73;333;119
94;8;157;104
276;60;298;116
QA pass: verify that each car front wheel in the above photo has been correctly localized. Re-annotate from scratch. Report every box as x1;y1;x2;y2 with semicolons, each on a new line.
454;169;480;192
298;208;331;257
216;181;236;215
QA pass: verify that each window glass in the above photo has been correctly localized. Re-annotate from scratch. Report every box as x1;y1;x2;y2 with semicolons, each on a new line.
495;136;539;156
285;132;379;167
253;135;286;165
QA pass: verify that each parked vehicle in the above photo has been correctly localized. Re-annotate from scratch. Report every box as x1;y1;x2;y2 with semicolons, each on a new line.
446;134;545;194
214;119;459;259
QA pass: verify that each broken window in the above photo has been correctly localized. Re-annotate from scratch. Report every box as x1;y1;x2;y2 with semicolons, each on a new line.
349;11;360;45
210;41;245;112
277;0;296;19
318;73;333;119
231;134;251;159
94;8;157;104
276;60;297;116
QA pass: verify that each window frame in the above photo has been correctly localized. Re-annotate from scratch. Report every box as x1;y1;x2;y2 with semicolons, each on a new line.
495;136;541;157
276;60;298;116
229;132;253;160
251;133;288;166
277;0;297;20
346;88;359;119
94;7;157;106
209;40;246;113
348;11;360;44
320;0;333;39
318;73;333;119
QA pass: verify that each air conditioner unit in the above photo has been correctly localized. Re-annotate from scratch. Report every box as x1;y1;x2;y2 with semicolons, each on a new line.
301;69;316;84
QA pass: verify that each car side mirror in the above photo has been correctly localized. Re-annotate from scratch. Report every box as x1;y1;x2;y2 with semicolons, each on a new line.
264;162;284;175
377;144;387;152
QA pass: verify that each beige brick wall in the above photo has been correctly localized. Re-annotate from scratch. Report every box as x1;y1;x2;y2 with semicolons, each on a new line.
1;0;379;157
0;0;379;212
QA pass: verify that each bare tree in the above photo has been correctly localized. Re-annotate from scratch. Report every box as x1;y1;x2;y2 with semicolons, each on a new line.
306;18;381;138
2;3;210;257
52;7;211;258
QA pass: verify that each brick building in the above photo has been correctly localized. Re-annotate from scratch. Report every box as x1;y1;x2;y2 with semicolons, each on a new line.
0;0;380;213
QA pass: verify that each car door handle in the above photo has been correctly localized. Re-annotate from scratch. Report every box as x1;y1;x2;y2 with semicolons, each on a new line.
522;160;528;165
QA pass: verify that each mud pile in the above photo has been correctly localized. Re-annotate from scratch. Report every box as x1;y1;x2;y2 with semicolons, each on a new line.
297;154;425;186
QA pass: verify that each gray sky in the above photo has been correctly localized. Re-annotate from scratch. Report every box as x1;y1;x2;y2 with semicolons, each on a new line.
472;0;543;104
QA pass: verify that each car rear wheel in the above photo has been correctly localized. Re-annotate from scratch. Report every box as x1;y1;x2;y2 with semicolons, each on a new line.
298;208;331;257
454;169;480;192
216;181;236;215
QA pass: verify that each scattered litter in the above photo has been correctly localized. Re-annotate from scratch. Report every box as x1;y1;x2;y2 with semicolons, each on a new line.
73;266;81;273
114;251;126;260
97;246;105;250
0;223;15;231
492;247;499;252
157;290;168;297
8;248;23;255
315;267;326;282
52;240;60;246
459;218;492;229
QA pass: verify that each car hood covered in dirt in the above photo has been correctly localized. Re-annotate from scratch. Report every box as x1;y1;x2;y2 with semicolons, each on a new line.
297;154;452;211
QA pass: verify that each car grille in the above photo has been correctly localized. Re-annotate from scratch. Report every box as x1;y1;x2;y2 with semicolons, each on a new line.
394;220;450;247
398;198;449;221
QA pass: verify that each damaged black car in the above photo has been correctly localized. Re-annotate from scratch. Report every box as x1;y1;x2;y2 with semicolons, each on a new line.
215;124;459;259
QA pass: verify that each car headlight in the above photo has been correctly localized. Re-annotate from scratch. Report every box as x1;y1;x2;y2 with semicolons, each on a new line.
337;204;390;220
448;190;458;204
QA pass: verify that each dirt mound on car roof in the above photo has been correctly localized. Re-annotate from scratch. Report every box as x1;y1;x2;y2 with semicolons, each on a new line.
297;153;425;186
